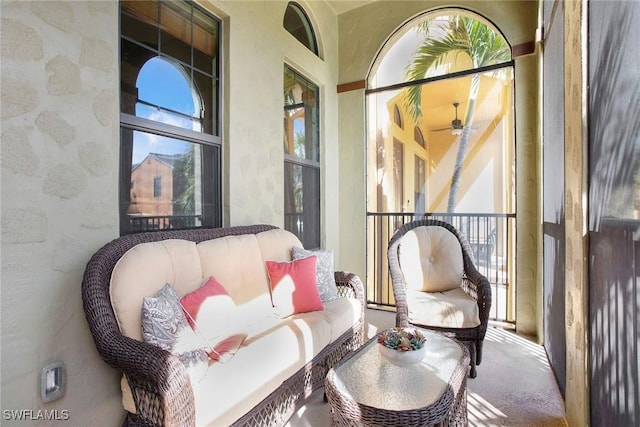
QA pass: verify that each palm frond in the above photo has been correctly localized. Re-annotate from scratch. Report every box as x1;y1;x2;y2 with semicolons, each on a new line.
403;15;511;120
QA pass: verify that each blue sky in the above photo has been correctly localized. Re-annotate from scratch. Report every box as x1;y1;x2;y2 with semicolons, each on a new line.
132;57;197;164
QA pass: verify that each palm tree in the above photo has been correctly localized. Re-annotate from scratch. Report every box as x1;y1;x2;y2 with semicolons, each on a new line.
405;16;511;213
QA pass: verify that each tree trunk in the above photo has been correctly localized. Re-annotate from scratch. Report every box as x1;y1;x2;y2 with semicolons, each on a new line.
447;74;480;213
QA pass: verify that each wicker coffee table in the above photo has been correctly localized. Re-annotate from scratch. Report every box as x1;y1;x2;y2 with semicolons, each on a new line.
324;330;470;426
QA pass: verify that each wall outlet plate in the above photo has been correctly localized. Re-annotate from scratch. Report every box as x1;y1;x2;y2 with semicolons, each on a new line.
41;362;66;403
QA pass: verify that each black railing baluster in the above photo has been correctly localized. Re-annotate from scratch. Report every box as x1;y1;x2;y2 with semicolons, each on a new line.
128;214;203;232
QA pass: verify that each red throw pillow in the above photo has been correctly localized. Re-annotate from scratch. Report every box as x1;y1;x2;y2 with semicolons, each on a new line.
266;256;324;318
180;276;229;328
180;276;247;362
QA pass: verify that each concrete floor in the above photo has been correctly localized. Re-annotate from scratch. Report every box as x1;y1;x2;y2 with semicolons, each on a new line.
286;308;567;427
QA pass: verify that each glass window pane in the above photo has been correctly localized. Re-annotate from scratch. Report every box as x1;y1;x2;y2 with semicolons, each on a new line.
193;6;218;74
369;12;511;89
283;2;317;55
284;162;320;248
367;67;514;214
193;70;216;135
160;1;191;65
121;0;159;48
136;57;203;132
284;67;318;162
120;128;221;233
120;38;156;115
415;156;426;212
120;0;221;235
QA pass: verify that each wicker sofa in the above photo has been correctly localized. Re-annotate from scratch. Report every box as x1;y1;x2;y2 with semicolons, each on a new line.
82;224;365;426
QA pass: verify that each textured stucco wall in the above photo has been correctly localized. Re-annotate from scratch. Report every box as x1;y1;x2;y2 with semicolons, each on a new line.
1;1;122;424
336;0;541;335
208;0;341;252
1;0;341;423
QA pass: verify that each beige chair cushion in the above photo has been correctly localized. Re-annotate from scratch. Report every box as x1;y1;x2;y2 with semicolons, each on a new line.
398;226;463;292
406;288;480;328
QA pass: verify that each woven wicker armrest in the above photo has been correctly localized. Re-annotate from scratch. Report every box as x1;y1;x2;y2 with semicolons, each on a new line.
334;271;366;337
334;271;364;302
117;339;194;426
82;235;197;426
84;309;195;425
461;264;491;327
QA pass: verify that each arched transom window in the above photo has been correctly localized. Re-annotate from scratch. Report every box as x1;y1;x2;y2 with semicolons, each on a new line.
283;2;318;55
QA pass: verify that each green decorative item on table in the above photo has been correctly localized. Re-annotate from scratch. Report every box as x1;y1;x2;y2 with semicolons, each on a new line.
377;327;427;366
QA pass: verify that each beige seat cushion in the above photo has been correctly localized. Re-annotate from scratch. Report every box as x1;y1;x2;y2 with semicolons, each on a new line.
192;314;331;426
406;288;480;329
398;226;463;292
314;296;362;342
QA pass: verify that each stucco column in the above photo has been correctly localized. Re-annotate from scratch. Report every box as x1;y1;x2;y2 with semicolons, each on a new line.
564;0;589;425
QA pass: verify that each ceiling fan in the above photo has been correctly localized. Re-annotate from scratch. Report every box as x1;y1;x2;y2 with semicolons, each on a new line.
433;102;465;135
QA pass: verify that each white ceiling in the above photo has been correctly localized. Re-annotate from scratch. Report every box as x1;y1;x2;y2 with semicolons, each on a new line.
325;0;378;15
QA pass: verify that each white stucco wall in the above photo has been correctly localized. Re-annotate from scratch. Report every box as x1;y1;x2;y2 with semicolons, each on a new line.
335;0;540;335
1;0;340;423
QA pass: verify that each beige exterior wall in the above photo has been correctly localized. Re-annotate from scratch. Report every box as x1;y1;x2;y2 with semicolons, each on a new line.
336;0;541;336
1;0;340;423
1;1;122;424
204;0;341;253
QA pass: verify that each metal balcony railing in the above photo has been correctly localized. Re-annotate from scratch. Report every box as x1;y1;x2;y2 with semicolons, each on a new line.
366;212;516;324
128;214;202;232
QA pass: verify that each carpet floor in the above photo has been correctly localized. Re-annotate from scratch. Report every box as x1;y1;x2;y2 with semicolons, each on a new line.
286;308;568;427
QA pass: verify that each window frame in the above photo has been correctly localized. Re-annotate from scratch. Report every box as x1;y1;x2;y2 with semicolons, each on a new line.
283;65;321;248
283;1;319;55
118;0;223;235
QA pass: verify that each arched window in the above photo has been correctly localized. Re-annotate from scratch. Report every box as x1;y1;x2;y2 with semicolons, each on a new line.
365;9;516;323
136;57;203;132
414;126;425;148
393;104;403;128
119;0;222;234
367;9;513;215
283;2;318;55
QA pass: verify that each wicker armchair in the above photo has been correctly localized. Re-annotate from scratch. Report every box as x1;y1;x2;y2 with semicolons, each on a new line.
387;219;491;378
82;225;365;426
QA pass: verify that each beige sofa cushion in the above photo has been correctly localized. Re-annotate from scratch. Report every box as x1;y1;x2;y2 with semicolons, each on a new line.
196;234;268;306
398;226;463;292
256;228;303;263
406;288;480;328
110;239;203;340
315;297;362;342
192;314;331;426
